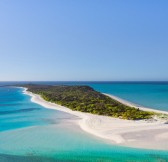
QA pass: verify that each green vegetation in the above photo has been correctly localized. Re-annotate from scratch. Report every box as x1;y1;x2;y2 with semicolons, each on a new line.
23;84;154;120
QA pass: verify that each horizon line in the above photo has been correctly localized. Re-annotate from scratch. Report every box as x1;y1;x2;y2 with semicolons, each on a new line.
1;81;168;82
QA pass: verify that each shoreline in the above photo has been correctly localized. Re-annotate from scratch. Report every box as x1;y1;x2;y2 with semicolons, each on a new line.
22;87;168;150
104;93;168;115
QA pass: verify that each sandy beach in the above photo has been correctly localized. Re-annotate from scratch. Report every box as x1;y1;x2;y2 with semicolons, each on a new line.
104;93;168;115
23;88;168;150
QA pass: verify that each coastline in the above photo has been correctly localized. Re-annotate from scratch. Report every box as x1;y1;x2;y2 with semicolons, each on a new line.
22;88;168;150
104;93;168;115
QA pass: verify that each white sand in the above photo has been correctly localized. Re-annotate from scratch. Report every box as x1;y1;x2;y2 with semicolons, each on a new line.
23;88;168;150
104;93;168;115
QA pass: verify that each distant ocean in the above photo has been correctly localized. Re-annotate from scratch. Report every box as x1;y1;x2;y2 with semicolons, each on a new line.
0;82;168;161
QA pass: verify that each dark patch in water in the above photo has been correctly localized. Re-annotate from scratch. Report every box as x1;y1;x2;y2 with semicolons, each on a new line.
41;118;58;124
0;108;40;115
0;153;63;162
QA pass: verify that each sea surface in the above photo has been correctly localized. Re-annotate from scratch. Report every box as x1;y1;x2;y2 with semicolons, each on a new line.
0;82;168;161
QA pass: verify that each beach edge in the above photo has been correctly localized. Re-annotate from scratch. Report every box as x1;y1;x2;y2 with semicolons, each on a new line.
21;87;168;150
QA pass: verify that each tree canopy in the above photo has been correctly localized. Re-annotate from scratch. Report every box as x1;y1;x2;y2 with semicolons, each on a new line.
24;84;154;120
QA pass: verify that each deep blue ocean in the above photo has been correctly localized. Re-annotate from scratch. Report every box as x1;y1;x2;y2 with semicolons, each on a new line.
0;82;168;161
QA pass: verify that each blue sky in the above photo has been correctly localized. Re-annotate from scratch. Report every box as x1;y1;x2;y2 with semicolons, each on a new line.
0;0;168;81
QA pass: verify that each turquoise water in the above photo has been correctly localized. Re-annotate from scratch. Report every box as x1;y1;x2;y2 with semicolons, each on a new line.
0;83;168;161
1;81;168;111
88;82;168;112
0;87;74;132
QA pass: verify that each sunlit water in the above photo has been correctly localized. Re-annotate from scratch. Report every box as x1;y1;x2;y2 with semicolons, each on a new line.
0;82;168;161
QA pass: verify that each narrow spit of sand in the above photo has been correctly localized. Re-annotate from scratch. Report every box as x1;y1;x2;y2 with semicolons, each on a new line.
104;93;168;115
23;88;168;150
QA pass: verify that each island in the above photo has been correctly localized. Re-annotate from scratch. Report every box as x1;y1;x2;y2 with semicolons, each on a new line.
18;84;168;150
21;84;153;120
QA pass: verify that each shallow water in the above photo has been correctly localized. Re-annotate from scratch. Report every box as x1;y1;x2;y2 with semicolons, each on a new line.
0;84;168;161
0;87;74;132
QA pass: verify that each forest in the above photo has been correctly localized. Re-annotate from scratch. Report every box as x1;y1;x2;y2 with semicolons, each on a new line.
23;84;154;120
